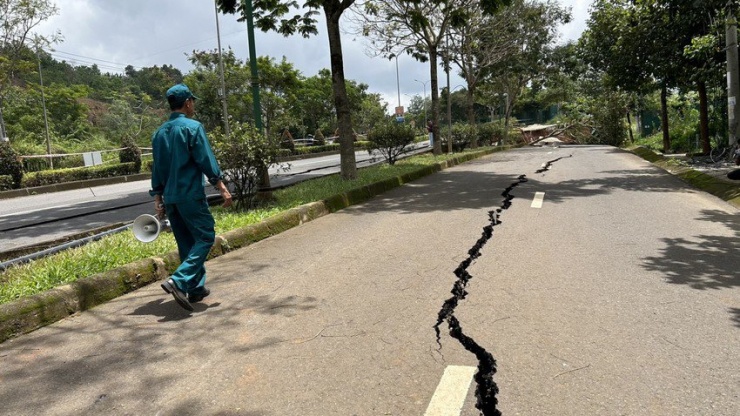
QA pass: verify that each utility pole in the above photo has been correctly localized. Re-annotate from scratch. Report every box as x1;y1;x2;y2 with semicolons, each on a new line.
726;0;739;148
445;33;452;154
214;1;230;137
37;50;53;169
244;0;271;193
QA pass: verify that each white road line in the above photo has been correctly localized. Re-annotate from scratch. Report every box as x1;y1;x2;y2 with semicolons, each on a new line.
424;365;477;416
531;192;545;209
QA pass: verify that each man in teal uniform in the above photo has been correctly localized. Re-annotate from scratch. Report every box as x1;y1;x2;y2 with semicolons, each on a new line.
150;83;232;311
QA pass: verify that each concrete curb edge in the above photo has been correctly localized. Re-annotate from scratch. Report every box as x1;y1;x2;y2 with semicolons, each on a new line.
628;146;740;208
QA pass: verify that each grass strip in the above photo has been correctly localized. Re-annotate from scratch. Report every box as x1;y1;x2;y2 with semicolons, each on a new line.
0;150;492;305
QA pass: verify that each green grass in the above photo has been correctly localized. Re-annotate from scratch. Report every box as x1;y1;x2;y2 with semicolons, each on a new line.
0;150;483;305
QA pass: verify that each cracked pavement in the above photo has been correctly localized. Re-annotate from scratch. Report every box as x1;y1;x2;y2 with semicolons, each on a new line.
0;145;738;415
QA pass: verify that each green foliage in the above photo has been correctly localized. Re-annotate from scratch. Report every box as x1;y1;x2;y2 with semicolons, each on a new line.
279;128;295;152
0;174;13;190
211;122;282;211
21;162;138;188
124;64;183;103
100;99;160;147
443;123;479;152
291;143;339;156
476;122;505;146
367;121;415;165
314;128;325;145
0;140;23;188
589;91;627;147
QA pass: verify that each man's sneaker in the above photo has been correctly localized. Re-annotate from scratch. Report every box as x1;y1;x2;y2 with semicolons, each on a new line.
188;288;211;303
161;279;194;311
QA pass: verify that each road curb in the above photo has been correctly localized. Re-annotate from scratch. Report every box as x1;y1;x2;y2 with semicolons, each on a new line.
628;146;740;208
0;173;152;200
0;147;504;344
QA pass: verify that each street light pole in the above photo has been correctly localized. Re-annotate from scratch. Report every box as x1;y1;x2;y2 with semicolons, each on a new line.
395;55;401;111
414;79;429;125
503;93;509;144
214;1;230;137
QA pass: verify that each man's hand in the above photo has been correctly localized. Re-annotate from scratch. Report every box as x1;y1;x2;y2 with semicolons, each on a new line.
221;188;233;208
216;181;233;208
154;196;165;219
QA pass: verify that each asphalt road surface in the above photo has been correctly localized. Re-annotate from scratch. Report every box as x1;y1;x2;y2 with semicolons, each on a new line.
1;145;738;415
0;145;429;252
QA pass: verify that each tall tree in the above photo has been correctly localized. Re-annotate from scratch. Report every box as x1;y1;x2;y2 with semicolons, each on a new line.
186;48;251;132
217;0;359;179
257;56;302;139
446;5;518;146
483;0;570;142
0;0;60;141
353;0;475;155
353;0;512;153
582;0;731;152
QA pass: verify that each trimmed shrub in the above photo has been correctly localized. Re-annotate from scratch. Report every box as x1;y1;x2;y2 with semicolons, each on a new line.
442;123;478;152
0;141;24;188
477;122;505;146
314;129;326;145
279;129;295;153
21;162;139;188
119;136;142;173
367;122;415;165
292;143;339;156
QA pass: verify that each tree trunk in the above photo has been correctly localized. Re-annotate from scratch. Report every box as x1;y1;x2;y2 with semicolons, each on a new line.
325;7;357;179
0;98;7;140
467;86;477;148
503;94;512;145
626;109;634;143
429;48;442;156
698;80;710;155
660;83;670;153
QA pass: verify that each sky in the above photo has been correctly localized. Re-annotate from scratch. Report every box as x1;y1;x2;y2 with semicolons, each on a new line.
35;0;592;114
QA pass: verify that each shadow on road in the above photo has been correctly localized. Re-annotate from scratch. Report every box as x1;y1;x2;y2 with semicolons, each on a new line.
638;210;740;328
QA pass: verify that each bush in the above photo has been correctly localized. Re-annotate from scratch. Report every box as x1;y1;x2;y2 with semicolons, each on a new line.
212;122;283;211
367;122;415;165
21;162;139;188
279;129;295;153
442;123;478;152
314;128;326;145
292;143;339;156
0;175;14;191
477;122;505;146
119;136;142;172
0;141;24;188
590;91;627;147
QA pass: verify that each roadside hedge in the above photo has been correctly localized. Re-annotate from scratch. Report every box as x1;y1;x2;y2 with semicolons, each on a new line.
21;162;140;188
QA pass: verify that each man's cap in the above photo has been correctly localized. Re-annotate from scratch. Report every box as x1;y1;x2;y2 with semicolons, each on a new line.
166;83;198;106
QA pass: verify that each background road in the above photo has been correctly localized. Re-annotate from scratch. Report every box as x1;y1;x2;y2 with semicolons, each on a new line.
0;145;429;251
0;146;738;415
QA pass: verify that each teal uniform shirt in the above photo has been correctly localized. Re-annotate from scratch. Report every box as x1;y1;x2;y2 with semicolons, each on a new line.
149;112;223;203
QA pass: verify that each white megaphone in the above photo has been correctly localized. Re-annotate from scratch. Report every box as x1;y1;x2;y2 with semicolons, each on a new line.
132;214;170;243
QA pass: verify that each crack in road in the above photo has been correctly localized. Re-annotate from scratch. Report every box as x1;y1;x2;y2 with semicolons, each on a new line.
433;154;572;416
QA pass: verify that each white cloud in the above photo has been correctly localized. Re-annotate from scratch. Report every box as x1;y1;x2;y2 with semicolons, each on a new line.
37;0;591;112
